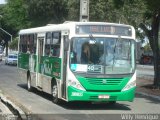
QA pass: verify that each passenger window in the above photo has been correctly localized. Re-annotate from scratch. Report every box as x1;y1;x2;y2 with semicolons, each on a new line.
28;34;34;54
50;32;61;57
22;35;27;53
19;34;36;54
45;32;52;56
33;34;37;54
19;35;23;53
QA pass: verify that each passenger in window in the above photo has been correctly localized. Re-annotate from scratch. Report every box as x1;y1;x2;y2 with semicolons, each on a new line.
81;42;90;64
27;48;30;54
51;46;60;57
55;47;60;57
30;48;34;54
90;45;99;64
45;48;50;56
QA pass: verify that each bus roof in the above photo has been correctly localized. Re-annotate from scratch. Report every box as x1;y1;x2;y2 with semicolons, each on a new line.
19;21;134;35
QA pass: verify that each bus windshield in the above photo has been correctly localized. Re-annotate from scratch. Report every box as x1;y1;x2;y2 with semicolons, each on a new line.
70;37;135;74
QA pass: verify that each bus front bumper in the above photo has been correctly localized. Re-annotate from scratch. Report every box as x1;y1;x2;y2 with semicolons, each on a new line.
68;86;136;102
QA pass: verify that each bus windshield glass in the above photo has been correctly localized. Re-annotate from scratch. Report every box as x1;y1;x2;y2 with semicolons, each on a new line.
70;37;135;74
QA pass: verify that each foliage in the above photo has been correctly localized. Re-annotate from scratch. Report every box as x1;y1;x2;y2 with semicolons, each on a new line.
143;43;152;52
67;0;80;21
89;0;110;22
3;0;69;30
9;37;18;50
26;0;68;26
112;0;147;39
3;0;31;30
1;0;148;39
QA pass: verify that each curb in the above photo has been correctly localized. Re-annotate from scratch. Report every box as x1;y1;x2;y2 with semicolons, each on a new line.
0;92;27;120
137;76;154;81
0;99;13;114
137;65;154;69
136;92;160;101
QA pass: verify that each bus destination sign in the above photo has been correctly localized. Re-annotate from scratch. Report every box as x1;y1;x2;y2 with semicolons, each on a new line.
76;25;132;36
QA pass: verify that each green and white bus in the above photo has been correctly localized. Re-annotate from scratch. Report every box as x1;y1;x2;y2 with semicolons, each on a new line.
18;21;136;103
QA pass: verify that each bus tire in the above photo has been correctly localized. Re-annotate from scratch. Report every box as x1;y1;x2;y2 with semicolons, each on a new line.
52;81;60;104
27;74;32;91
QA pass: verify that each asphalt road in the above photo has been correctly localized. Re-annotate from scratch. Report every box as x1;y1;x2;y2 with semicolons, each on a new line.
0;61;159;120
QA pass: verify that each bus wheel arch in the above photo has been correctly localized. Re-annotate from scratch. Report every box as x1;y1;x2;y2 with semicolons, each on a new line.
51;78;60;104
27;70;32;91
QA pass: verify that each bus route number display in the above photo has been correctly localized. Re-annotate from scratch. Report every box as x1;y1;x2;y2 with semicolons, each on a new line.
76;25;132;36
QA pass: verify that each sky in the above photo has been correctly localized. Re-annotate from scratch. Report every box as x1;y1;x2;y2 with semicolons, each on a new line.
0;0;6;4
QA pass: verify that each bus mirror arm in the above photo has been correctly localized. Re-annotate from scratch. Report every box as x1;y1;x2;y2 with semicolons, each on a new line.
64;36;69;51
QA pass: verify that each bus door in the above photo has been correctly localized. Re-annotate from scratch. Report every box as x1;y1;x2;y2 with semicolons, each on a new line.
61;31;69;99
36;36;44;88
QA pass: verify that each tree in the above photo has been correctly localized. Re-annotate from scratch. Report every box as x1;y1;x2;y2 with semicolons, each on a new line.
0;4;6;45
139;0;160;88
26;0;68;26
67;0;80;21
9;37;18;50
3;0;69;30
111;0;147;40
143;43;152;52
3;0;31;30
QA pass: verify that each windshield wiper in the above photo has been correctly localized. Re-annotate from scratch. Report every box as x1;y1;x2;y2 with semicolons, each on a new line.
112;37;120;70
89;34;95;40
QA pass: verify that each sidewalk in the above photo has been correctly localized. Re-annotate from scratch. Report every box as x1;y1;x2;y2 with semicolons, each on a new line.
136;76;160;100
136;64;160;100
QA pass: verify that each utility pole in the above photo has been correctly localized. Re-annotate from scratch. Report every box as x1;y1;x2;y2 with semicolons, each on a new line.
80;0;89;22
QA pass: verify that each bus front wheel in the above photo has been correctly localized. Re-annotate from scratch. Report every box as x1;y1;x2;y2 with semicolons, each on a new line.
52;82;60;104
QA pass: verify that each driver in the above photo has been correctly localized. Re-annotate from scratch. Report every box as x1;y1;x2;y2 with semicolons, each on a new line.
81;42;90;64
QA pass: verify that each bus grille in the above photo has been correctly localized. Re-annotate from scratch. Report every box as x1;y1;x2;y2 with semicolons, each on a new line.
86;78;123;85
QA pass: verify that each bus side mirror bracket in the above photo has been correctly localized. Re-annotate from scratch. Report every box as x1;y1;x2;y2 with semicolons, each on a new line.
64;36;69;51
62;30;69;51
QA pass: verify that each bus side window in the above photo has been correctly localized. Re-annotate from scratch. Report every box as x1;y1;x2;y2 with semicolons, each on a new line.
33;34;37;54
29;34;34;54
22;35;27;53
45;32;52;56
19;35;23;53
50;32;61;57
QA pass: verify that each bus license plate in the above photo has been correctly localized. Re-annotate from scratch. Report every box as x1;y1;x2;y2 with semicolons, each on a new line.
98;95;110;99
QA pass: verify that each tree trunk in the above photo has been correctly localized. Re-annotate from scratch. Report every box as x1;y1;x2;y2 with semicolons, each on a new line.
140;11;160;88
152;12;160;88
5;41;8;57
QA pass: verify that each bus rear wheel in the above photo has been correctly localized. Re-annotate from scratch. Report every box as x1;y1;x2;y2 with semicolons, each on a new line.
52;82;60;104
27;75;32;91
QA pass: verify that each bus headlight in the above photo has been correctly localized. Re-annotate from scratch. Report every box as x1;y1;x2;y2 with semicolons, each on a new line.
122;72;136;91
68;79;85;91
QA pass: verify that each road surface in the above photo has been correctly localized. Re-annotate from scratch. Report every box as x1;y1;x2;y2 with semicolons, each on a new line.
0;62;159;120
